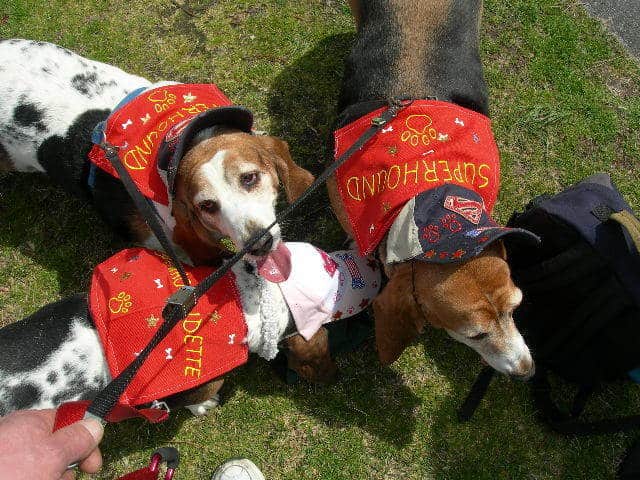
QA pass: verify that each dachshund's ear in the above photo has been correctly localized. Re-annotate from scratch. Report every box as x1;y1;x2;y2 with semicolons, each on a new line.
373;265;426;365
255;135;314;202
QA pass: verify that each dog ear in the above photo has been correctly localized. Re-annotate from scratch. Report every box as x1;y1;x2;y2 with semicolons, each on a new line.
285;327;337;383
171;199;223;265
373;264;426;365
256;135;314;202
486;239;507;260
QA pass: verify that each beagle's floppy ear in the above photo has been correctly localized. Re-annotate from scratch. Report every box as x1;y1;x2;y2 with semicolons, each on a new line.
255;135;314;202
285;327;337;383
489;239;507;260
373;264;426;365
171;199;224;266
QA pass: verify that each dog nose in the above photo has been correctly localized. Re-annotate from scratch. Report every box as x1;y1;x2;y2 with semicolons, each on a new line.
249;232;273;256
510;358;535;381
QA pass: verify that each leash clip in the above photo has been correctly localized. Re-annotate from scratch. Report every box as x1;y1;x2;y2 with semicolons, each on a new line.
163;286;196;319
149;447;180;480
371;97;413;126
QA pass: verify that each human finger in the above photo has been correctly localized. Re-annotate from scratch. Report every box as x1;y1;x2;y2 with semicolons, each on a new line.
49;419;104;471
78;447;103;474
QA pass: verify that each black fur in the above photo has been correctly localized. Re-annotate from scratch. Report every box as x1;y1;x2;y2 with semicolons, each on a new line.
338;0;400;111
13;101;48;133
427;0;488;114
338;0;488;119
37;109;140;238
0;294;89;374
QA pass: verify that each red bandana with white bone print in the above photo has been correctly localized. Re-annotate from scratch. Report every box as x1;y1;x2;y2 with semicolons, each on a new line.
89;84;233;206
89;248;247;407
333;100;500;256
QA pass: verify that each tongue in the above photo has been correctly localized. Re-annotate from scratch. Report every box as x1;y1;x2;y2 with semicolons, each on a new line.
257;242;292;282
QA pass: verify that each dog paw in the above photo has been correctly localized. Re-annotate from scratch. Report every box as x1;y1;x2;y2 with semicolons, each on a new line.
185;394;220;416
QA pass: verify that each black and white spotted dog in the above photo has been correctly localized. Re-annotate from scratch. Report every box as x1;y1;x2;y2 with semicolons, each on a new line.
0;259;290;417
0;39;313;262
0;39;152;230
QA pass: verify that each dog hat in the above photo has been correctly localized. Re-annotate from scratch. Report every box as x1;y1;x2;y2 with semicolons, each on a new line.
385;184;540;264
157;105;253;196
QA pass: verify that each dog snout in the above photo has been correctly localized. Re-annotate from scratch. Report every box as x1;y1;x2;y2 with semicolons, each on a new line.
249;232;274;256
509;356;535;381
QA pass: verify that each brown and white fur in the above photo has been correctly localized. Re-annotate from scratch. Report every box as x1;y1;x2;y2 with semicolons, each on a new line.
0;39;314;265
327;0;534;379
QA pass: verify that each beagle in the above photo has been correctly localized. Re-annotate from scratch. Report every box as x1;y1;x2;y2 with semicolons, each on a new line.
0;39;314;265
0;243;380;416
327;0;539;379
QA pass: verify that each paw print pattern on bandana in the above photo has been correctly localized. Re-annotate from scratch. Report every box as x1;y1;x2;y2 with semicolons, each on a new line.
147;89;177;113
401;114;438;147
109;291;132;314
422;224;441;243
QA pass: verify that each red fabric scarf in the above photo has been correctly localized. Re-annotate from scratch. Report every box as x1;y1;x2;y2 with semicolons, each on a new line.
334;100;500;255
89;84;232;205
89;248;247;407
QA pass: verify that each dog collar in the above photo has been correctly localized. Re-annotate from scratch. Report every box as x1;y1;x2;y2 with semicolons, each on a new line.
333;100;501;256
88;83;253;206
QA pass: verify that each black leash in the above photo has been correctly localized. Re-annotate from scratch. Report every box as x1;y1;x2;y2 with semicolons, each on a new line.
100;142;191;287
86;98;412;421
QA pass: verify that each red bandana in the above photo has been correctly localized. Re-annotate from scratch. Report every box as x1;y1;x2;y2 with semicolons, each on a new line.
89;248;247;407
334;100;500;255
88;84;233;206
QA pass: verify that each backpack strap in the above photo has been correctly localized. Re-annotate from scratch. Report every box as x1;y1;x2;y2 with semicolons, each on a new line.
531;369;640;435
592;205;640;255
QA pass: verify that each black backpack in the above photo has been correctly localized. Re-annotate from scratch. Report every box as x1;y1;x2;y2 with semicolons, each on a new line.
459;173;640;434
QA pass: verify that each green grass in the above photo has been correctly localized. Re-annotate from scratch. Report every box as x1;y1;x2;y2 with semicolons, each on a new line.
1;0;640;478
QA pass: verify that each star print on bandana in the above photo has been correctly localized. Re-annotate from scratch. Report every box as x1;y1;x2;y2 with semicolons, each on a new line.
146;315;159;328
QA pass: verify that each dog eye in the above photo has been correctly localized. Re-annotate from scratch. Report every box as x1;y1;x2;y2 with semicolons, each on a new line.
469;332;489;341
198;199;219;214
240;171;259;189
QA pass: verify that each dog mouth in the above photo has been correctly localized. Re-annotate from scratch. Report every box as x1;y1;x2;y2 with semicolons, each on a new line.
255;241;292;282
249;232;275;256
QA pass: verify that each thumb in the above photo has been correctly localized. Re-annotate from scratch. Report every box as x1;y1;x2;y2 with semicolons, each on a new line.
49;419;104;469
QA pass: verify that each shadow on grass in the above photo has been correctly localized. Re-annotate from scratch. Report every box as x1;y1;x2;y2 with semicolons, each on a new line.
268;33;354;251
0;173;121;296
222;344;421;448
415;327;640;478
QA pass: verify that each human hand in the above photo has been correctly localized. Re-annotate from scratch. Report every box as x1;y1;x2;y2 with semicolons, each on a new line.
0;409;104;480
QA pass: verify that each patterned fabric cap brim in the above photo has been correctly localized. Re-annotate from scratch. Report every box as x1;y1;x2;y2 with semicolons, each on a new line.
157;106;254;195
386;184;540;264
